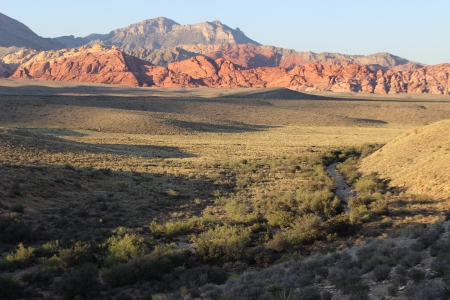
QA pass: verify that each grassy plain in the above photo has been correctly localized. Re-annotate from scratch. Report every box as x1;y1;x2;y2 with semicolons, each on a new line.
1;78;450;299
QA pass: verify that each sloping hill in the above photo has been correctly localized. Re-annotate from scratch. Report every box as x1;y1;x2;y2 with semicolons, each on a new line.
360;119;450;199
0;12;63;49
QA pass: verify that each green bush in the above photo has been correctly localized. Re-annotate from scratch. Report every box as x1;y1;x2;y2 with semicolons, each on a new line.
150;220;190;237
105;231;148;264
0;216;33;244
284;214;325;246
0;275;21;300
5;243;36;268
102;246;189;287
194;224;251;261
59;241;95;269
52;263;101;300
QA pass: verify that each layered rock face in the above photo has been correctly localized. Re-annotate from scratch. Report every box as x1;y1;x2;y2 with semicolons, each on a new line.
10;45;450;94
130;44;423;71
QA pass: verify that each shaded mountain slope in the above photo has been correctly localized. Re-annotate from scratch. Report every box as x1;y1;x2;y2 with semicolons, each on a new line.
0;12;63;50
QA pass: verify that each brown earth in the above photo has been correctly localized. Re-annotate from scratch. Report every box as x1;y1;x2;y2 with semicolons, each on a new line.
8;45;450;94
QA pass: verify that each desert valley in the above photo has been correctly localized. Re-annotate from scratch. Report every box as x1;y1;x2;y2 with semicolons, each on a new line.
0;10;450;300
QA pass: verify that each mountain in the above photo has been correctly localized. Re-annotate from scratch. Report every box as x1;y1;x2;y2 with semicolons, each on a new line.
0;12;63;50
360;119;450;199
0;12;422;72
128;44;423;71
9;44;449;94
55;17;260;50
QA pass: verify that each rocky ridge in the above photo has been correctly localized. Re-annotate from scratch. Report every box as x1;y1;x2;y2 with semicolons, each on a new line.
55;18;259;51
129;44;424;71
9;45;449;94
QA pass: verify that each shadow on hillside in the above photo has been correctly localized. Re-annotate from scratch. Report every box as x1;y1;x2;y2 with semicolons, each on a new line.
0;161;232;237
167;120;276;133
1;128;196;159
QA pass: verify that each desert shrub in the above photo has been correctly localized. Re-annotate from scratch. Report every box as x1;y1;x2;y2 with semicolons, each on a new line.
179;265;228;286
336;157;360;184
387;284;398;296
0;275;21;300
349;205;373;223
5;243;36;268
244;245;277;266
392;224;427;238
284;214;325;246
187;214;217;229
9;205;24;213
59;241;95;269
430;238;450;257
296;287;322;300
0;216;33;244
372;264;391;281
193;224;251;261
34;240;60;258
411;228;440;250
354;173;385;194
370;200;389;215
395;265;407;276
150;220;190;237
102;246;189;287
328;267;369;296
265;233;288;252
398;249;422;268
325;213;360;236
403;279;448;300
105;231;148;264
225;199;258;223
380;216;393;228
407;268;425;283
21;256;62;289
52;263;101;300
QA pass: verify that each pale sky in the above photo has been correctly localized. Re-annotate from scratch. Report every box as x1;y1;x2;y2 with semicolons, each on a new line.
1;0;449;65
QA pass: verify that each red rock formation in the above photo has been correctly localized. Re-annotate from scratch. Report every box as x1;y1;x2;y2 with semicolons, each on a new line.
10;46;450;94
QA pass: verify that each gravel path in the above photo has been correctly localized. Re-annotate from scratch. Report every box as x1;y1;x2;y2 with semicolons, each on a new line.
326;162;355;211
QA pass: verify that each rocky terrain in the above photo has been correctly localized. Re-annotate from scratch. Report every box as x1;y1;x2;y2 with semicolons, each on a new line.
9;45;449;94
0;12;63;50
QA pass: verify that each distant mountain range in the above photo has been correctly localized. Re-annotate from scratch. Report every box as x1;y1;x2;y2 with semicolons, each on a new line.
1;12;448;94
0;12;63;50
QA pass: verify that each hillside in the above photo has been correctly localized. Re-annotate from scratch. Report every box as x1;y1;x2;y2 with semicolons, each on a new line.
0;12;63;50
8;45;450;94
360;119;450;199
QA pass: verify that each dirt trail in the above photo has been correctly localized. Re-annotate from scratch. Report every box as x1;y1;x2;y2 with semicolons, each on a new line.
326;162;354;211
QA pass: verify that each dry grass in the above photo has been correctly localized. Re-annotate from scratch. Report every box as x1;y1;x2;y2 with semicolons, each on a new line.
360;119;450;200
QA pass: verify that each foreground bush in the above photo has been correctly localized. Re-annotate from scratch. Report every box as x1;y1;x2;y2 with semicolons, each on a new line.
102;246;189;287
193;224;251;261
0;275;21;300
52;263;101;300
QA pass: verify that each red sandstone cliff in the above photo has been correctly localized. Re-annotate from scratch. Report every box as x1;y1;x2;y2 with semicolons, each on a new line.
9;45;450;94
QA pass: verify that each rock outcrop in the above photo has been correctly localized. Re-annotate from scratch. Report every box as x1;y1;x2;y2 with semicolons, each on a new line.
0;12;63;50
9;45;450;94
55;18;260;50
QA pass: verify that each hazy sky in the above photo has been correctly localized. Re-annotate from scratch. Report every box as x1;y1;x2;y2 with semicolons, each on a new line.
1;0;449;65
